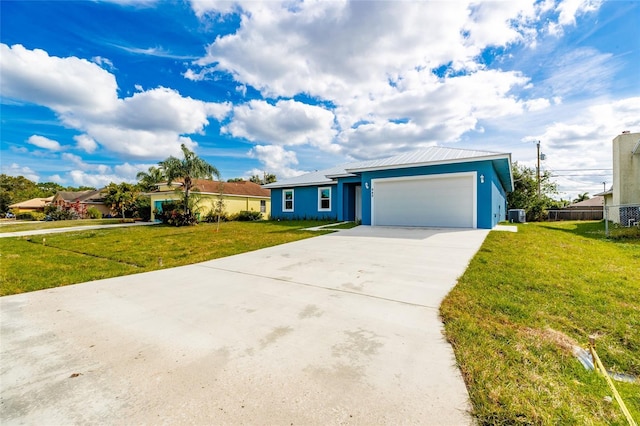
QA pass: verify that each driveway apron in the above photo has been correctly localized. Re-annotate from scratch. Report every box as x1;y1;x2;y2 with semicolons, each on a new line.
1;226;489;425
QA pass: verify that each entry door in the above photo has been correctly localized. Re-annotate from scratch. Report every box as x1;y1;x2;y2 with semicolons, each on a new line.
355;185;362;222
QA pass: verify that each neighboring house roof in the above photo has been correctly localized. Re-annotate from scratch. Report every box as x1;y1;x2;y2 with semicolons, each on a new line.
264;146;513;191
567;196;604;208
9;196;54;209
152;179;270;198
53;189;105;203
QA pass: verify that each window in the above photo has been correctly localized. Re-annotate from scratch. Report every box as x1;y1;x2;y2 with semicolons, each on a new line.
283;189;294;212
318;187;331;211
260;200;266;213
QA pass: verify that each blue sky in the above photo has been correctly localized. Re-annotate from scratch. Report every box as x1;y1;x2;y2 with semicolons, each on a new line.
1;0;638;200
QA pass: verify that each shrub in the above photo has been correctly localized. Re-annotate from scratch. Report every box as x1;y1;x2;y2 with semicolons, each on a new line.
236;210;263;221
86;206;102;219
31;212;46;221
202;210;230;223
135;197;151;221
16;212;35;221
45;206;79;221
165;210;198;227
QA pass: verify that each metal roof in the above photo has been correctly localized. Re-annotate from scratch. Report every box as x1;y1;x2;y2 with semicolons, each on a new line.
264;146;513;191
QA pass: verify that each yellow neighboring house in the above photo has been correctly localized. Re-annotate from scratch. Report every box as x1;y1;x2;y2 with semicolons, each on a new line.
147;179;271;221
9;196;54;213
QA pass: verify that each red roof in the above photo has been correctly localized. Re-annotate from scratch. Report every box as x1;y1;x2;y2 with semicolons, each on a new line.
159;179;270;197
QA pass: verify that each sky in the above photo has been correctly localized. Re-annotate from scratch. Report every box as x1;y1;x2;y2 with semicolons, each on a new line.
1;0;639;201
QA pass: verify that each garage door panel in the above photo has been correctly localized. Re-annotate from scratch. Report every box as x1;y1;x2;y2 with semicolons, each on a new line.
373;174;475;228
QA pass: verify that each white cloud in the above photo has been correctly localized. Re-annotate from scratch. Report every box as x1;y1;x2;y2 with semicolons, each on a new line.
3;163;40;182
224;99;338;151
92;56;115;70
187;0;603;165
28;135;63;151
74;134;99;153
248;145;305;178
526;96;640;199
1;44;119;115
1;44;232;159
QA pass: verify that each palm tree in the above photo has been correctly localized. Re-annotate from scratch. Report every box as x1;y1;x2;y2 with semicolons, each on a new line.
573;192;590;203
159;144;220;218
136;166;165;192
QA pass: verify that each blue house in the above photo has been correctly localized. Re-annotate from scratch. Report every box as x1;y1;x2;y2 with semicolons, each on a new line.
264;146;513;229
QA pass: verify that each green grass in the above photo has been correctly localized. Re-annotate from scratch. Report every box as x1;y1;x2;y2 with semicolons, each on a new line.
321;221;360;229
0;220;331;296
441;221;640;425
0;218;122;233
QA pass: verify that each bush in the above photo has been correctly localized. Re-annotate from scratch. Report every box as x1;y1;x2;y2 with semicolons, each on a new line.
236;210;263;221
202;210;230;223
86;206;102;219
16;212;35;221
45;206;79;221
31;212;46;221
165;210;198;227
135;197;151;221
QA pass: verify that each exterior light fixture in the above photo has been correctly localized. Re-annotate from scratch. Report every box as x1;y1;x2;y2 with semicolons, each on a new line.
365;182;369;189
480;174;485;183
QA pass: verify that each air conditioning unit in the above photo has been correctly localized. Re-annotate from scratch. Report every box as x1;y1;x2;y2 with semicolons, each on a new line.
508;209;526;223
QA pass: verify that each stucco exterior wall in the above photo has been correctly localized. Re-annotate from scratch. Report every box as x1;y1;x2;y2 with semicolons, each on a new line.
612;132;640;205
269;185;338;220
148;193;270;221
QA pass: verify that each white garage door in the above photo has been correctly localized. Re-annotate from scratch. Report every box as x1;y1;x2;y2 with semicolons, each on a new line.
372;173;476;228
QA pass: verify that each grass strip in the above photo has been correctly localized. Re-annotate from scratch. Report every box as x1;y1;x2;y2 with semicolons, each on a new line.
0;220;332;296
441;221;639;425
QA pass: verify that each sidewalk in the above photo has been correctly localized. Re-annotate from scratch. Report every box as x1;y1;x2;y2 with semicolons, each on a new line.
0;221;159;238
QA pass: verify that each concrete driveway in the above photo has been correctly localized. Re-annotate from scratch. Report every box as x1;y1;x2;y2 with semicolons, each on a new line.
1;226;489;425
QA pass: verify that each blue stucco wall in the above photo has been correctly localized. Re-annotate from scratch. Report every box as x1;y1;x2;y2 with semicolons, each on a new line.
270;159;509;228
270;185;338;220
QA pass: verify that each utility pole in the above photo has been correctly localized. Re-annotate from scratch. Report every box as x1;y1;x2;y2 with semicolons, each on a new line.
537;141;541;198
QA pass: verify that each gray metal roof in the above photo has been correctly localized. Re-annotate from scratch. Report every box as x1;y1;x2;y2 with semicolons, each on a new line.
345;146;504;172
263;146;512;190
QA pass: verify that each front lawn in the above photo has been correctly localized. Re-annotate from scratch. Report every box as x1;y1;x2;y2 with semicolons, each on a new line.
441;221;639;425
0;221;331;296
0;218;122;233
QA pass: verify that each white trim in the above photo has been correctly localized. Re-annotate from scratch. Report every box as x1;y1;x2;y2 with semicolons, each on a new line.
371;172;477;228
318;186;331;211
282;188;294;212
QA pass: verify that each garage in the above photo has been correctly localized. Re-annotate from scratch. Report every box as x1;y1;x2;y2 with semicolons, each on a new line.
371;172;476;228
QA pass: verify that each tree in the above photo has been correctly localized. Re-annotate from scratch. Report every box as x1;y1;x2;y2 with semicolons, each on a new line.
136;166;165;192
227;178;244;182
507;162;559;221
573;192;590;203
249;173;276;185
104;182;138;218
159;144;220;219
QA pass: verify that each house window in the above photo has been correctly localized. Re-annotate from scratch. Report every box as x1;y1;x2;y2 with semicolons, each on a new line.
318;187;331;211
283;189;294;212
260;200;266;213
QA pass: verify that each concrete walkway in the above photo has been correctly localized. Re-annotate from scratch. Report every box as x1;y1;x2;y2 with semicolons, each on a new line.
0;226;489;425
0;221;158;238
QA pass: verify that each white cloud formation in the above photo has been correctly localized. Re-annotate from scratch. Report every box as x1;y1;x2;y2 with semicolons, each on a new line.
248;145;305;178
526;96;640;199
74;134;99;153
3;163;40;182
28;135;63;151
1;44;232;159
187;0;597;172
223;100;338;151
